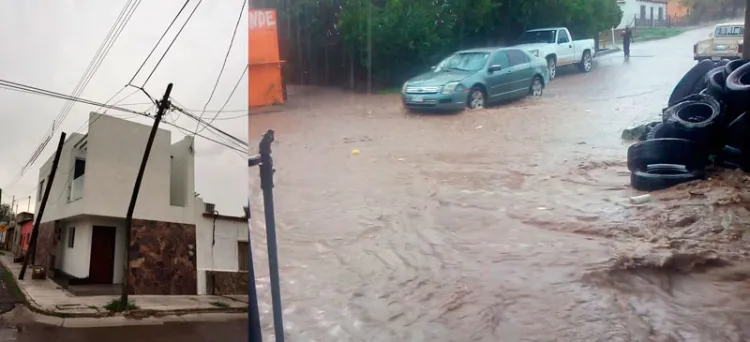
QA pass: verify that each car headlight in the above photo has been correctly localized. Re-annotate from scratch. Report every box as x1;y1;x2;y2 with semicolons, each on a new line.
402;82;408;93
442;82;464;95
530;49;539;57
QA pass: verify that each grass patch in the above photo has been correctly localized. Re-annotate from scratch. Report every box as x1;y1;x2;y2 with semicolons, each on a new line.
210;301;230;308
635;27;686;42
1;268;23;300
103;299;138;312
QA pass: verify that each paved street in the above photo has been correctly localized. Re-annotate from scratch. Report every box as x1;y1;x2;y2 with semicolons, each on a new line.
5;25;750;341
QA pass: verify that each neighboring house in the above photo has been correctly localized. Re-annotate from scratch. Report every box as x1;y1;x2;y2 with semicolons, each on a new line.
616;0;668;29
667;0;690;19
34;113;198;295
194;197;250;295
16;212;33;254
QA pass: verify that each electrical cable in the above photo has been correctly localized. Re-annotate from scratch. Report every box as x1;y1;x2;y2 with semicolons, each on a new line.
195;64;248;134
19;0;143;175
141;0;204;88
128;0;191;85
192;0;247;137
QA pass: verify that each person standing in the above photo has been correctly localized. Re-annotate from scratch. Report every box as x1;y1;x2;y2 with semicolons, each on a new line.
622;26;634;58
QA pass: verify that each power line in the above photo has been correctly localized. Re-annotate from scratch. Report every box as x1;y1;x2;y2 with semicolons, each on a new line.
171;103;247;148
0;79;153;117
141;0;204;88
164;112;247;155
19;0;143;176
195;64;248;134
119;101;248;114
192;0;247;138
128;0;191;85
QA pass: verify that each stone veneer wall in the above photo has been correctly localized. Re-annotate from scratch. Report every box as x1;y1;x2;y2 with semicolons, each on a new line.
205;271;249;295
129;219;197;295
35;221;59;270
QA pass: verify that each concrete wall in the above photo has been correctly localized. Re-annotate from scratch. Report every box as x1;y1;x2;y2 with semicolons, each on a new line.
58;217;92;279
194;197;248;295
617;0;668;29
36;113;196;225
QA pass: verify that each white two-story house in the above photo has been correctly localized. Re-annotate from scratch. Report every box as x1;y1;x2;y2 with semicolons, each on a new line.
34;112;199;295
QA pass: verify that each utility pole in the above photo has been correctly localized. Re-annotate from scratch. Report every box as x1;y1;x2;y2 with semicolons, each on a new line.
20;132;66;280
744;0;750;59
120;83;173;310
27;196;30;212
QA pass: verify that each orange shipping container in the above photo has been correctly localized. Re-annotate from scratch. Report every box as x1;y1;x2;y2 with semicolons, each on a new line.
248;9;284;108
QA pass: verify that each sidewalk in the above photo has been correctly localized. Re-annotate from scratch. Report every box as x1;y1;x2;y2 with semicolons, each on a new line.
0;253;249;322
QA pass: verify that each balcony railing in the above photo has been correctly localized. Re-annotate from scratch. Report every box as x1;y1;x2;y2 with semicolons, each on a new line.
70;176;84;201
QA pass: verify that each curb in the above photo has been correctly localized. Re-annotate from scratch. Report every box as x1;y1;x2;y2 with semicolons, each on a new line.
0;259;247;321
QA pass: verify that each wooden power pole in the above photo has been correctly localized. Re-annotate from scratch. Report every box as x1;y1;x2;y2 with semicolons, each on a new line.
120;83;173;310
20;132;66;280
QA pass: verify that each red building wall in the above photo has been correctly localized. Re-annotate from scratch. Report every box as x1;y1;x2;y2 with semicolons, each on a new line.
20;221;33;252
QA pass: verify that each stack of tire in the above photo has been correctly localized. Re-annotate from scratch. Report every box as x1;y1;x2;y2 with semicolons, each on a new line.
627;59;750;192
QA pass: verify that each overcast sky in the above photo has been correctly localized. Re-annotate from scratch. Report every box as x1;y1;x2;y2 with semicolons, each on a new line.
0;0;249;216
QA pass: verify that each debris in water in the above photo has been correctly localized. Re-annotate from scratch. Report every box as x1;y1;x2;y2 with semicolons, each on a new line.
630;194;653;204
352;149;361;155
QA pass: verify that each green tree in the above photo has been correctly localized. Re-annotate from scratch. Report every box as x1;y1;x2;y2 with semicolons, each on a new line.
0;204;12;223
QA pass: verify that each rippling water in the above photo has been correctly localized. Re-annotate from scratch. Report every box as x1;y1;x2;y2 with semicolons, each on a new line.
246;29;750;342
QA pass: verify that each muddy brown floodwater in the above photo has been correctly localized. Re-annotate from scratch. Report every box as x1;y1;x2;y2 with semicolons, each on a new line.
240;27;750;342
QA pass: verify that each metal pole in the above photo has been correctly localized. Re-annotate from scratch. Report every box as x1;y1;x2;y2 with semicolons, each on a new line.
743;1;750;59
258;130;284;342
243;190;263;342
120;83;173;310
20;132;66;280
27;196;30;212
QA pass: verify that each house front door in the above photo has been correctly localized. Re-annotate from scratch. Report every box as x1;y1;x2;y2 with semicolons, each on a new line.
89;226;116;283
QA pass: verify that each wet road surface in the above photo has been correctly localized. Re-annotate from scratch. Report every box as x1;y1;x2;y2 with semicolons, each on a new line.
8;25;750;341
244;25;750;342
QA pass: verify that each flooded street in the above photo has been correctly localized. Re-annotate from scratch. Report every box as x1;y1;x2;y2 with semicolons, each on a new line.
5;26;750;342
245;26;750;342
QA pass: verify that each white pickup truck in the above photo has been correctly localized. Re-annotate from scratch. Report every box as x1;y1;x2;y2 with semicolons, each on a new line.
513;27;596;80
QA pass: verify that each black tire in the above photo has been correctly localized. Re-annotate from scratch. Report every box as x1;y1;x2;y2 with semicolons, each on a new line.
467;87;486;110
724;59;748;77
578;51;592;73
725;61;750;115
715;145;749;170
627;138;708;172
726;112;750;151
547;56;557;80
662;94;722;146
668;60;721;106
529;76;544;96
706;67;727;100
645;122;671;140
630;167;704;192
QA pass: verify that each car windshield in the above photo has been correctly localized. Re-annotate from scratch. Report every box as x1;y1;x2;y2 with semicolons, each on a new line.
518;30;556;44
435;52;489;72
715;25;744;37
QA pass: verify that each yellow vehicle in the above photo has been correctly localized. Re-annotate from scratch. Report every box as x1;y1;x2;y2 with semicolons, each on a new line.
694;22;745;61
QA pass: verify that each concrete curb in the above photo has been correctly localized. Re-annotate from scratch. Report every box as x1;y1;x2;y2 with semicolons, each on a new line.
0;258;247;324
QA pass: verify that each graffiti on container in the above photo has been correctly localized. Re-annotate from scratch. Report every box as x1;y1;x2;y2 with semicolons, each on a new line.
249;10;276;31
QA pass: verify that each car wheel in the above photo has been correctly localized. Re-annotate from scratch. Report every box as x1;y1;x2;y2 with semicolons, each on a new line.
630;165;704;192
578;51;592;73
467;87;485;110
627;138;708;172
529;76;544;97
547;57;556;80
667;60;719;107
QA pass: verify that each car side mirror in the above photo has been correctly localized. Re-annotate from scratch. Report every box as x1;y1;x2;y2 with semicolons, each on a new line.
709;32;714;38
430;65;437;71
488;65;502;73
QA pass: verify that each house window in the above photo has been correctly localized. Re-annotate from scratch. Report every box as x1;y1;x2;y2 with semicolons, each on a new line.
67;227;75;248
37;179;45;201
237;242;249;271
73;158;86;179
